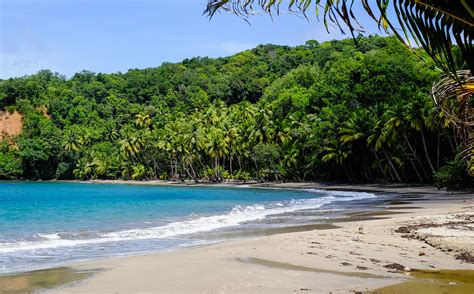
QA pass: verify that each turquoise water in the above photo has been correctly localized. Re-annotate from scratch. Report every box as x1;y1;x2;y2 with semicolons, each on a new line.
0;182;379;274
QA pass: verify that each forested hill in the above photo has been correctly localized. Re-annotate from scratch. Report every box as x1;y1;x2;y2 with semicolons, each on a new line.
0;36;470;187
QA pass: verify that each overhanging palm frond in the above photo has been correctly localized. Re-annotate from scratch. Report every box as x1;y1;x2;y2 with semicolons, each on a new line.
432;70;473;134
204;0;474;78
432;69;473;174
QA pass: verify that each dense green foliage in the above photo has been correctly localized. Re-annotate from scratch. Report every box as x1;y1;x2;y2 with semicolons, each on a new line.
0;36;470;184
433;158;469;190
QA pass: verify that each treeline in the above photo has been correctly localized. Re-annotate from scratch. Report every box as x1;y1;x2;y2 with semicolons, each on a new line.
0;36;470;187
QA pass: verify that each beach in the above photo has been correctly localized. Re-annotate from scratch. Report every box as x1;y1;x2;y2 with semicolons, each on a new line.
1;183;472;293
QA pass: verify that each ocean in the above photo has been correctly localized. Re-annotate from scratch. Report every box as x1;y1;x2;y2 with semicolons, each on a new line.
0;182;384;274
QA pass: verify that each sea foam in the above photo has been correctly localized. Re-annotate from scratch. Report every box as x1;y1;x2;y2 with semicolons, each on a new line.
0;189;376;254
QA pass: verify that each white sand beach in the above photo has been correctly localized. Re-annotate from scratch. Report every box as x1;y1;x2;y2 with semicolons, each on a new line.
38;185;473;294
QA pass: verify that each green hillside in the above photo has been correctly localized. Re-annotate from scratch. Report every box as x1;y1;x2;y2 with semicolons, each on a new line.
0;36;469;187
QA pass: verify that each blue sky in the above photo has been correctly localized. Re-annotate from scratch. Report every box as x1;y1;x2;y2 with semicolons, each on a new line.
1;0;381;79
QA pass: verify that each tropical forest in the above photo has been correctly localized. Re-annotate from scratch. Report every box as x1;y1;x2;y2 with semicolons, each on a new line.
0;36;471;188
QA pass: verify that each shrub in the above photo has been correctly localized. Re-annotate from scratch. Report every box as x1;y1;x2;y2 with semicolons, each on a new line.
0;152;22;179
434;158;471;190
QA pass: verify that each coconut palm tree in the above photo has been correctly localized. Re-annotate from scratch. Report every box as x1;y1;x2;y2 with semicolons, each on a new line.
340;108;374;181
135;113;152;129
404;93;436;173
367;108;403;182
322;138;353;182
432;70;474;174
63;130;82;153
384;101;430;180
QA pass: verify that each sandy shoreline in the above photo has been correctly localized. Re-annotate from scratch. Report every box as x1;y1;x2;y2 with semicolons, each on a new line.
63;178;473;194
1;183;473;293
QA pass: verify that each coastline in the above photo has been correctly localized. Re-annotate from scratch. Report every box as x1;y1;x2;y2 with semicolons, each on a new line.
1;183;473;293
63;178;472;195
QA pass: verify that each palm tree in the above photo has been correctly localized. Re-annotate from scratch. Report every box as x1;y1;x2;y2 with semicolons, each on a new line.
384;101;429;180
340;109;374;181
135;113;152;129
322;138;353;182
404;93;436;173
205;126;230;181
63;130;82;153
367;108;403;182
432;70;474;174
120;136;144;160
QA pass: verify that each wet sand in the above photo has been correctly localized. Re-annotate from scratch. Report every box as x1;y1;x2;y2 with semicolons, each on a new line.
0;267;96;293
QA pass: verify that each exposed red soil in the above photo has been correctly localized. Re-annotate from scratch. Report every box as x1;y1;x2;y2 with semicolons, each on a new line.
0;110;23;140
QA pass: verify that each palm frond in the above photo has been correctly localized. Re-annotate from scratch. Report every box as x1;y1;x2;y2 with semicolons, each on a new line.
432;69;473;173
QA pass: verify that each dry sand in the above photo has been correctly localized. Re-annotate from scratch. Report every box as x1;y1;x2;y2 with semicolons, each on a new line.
38;185;473;294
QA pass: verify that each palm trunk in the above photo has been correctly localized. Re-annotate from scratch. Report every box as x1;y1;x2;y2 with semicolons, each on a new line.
407;154;424;183
373;150;388;180
214;157;219;182
399;145;424;183
170;159;174;178
436;130;440;170
382;147;401;182
343;163;353;183
402;132;429;180
189;163;198;183
421;128;435;173
254;160;261;182
349;162;356;183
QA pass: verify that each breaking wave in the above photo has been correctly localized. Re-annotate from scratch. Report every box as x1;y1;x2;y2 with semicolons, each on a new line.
0;189;376;254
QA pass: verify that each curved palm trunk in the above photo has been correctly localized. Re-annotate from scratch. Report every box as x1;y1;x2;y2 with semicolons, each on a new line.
420;128;435;173
402;132;430;180
189;162;199;183
373;150;388;180
407;153;424;183
214;157;219;182
343;163;354;183
382;147;402;182
436;130;440;170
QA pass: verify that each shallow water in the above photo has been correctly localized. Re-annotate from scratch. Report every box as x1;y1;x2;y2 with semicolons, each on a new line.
375;269;474;294
0;182;382;274
0;267;96;292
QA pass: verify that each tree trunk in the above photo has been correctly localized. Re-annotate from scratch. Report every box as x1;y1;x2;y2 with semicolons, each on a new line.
373;150;388;180
382;147;401;182
170;160;174;179
254;160;261;182
343;163;353;183
421;128;435;174
403;132;429;180
189;163;198;183
436;130;440;170
407;153;424;183
214;157;219;182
